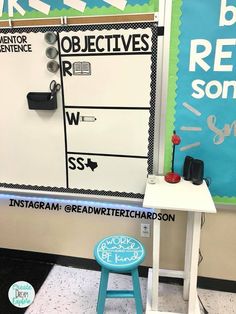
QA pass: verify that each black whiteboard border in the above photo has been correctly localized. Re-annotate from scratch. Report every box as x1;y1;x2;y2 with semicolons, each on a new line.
0;22;161;200
0;183;144;199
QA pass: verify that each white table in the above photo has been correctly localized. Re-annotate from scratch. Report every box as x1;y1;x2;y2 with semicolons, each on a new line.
143;176;217;314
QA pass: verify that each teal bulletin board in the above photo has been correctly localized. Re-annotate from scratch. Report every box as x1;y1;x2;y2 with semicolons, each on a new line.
166;0;236;206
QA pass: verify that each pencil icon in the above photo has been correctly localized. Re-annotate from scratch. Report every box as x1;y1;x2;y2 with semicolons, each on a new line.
80;116;96;122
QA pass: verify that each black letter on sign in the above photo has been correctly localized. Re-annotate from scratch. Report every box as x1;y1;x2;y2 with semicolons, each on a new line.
141;34;149;51
77;157;85;170
62;61;72;77
61;36;72;53
72;36;81;52
66;112;80;125
68;157;76;170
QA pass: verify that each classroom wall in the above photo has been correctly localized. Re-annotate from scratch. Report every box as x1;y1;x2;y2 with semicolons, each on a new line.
0;200;235;281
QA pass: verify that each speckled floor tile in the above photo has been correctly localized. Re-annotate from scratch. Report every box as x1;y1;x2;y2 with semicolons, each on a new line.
25;265;236;314
25;266;147;314
198;288;236;314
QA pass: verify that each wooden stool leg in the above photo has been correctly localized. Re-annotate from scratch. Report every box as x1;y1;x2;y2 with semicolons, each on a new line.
131;268;143;314
97;268;109;314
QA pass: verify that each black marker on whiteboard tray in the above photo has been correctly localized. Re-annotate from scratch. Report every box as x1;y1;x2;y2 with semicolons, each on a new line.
80;116;96;122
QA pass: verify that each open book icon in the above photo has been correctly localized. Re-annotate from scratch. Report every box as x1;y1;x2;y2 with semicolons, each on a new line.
73;62;91;75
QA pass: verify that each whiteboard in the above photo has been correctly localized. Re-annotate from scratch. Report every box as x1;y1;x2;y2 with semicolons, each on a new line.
0;22;160;201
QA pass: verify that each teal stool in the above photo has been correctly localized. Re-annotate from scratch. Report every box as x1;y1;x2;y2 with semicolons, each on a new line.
94;235;145;314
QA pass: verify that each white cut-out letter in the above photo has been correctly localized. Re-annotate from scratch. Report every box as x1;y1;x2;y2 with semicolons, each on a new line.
8;0;25;17
219;0;236;26
103;0;127;11
29;0;50;15
64;0;86;13
191;79;206;99
189;39;212;72
0;0;4;17
214;39;236;71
